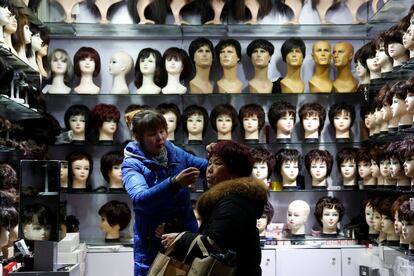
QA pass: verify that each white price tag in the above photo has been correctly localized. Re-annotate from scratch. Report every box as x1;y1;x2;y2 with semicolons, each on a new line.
410;198;414;211
72;4;80;15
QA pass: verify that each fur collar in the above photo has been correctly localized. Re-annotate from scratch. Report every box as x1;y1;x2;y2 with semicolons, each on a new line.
196;177;268;220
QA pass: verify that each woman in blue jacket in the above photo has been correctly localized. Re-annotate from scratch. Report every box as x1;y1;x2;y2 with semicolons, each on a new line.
122;110;208;276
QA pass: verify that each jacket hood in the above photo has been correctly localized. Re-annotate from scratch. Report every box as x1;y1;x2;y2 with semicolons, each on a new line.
123;140;178;164
196;177;268;220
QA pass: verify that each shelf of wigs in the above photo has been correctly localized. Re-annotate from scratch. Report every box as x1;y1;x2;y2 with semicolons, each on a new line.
0;46;40;77
0;95;42;121
364;131;414;144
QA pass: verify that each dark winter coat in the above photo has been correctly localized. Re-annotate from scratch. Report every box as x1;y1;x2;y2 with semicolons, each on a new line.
122;140;208;276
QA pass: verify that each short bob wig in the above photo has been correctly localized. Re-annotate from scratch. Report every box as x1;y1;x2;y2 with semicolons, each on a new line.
246;39;274;58
336;148;357;170
299;102;326;133
353;42;372;70
90;104;120;132
188;37;215;64
268;100;296;132
215;39;242;62
251;147;276;177
305;149;333;176
67;151;94;185
238;103;265;131
156;103;181;129
210;104;238;132
98;200;131;231
280;37;306;62
100;150;124;183
314;196;344;227
48;48;74;84
182;105;209;135
64;104;91;132
328;102;356;127
73;47;101;77
274;148;303;176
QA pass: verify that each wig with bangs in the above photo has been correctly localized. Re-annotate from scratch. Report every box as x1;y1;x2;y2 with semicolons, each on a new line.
305;149;333;176
73;47;101;77
90;104;120;132
134;48;166;88
275;148;303;176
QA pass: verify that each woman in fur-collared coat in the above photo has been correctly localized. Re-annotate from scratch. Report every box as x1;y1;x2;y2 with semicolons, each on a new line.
161;141;268;276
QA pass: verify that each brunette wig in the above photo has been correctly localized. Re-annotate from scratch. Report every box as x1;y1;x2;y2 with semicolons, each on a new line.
407;76;414;94
231;0;272;21
314;196;344;227
11;10;29;53
251;147;276;177
401;137;414;159
391;195;410;220
182;105;209;135
386;141;404;167
377;84;391;106
0;192;18;229
48;48;74;84
215;39;242;62
238;103;265;131
188;37;215;63
263;200;274;225
134;48;166;88
336;148;357;170
246;39;274;58
90;104;120;132
197;0;229;24
210;104;238;132
400;200;414;222
73;47;101;77
100;151;124;183
21;203;55;239
280;37;306;62
98;200;131;231
126;0;166;24
268;101;296;132
396;4;414;32
0;163;17;191
64;104;91;132
67;151;93;185
353;42;372;70
274;148;303;176
384;26;409;57
305;149;333;176
156;103;181;129
328;102;356;127
390;81;407;100
299;102;326;133
163;47;192;81
378;196;399;219
356;148;372;164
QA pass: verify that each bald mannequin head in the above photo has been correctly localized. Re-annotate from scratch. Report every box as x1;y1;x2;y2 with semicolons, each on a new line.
287;200;311;234
109;51;134;76
333;42;354;67
312;41;332;66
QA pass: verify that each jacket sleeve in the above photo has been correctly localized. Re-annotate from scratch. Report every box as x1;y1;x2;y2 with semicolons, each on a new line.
122;158;177;212
178;147;208;177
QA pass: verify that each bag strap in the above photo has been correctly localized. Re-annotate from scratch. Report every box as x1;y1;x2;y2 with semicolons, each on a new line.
164;231;187;256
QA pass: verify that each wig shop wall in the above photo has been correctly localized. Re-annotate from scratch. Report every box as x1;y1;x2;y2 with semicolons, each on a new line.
43;1;376;240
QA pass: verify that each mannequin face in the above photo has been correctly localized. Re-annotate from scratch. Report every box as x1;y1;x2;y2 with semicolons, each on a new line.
381;215;394;234
23;222;51;241
79;57;96;75
381;105;392;122
31;33;43;52
276;113;294;134
243;114;259;133
0;7;10;25
403;26;414;50
333;43;352;67
312;41;331;65
333;110;352;132
108;164;122;183
287;205;308;230
219;45;239;68
60;161;68;185
402;220;414;242
39;43;48;57
109;54;126;75
256;214;268;235
101;120;117;135
187;113;204;136
100;216;119;234
4;13;17;33
302;114;320;133
374;108;383;125
139;53;156;75
394;212;403;234
251;47;271;68
281;160;299;182
321;207;339;231
375;43;391;67
252;161;268;182
310;160;327;181
23;25;32;44
355;61;368;78
286;48;304;66
405;93;414;113
69;115;85;135
373;210;382;231
51;51;69;75
364;114;372;129
216;114;232;135
390;157;402;178
0;227;10;247
206;154;232;187
365;204;375;227
72;158;90;183
165;57;183;75
370;160;381;178
163;111;178;135
358;160;371;178
388;43;407;60
391;97;406;118
366;57;380;73
404;155;414;177
194;45;213;67
340;160;356;180
379;159;391;177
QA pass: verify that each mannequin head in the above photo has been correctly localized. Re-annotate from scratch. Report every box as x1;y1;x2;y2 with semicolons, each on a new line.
314;196;344;234
299;102;326;136
21;203;54;241
257;200;274;236
376;146;391;179
402;137;414;178
390;81;409;119
215;39;242;68
210;104;238;135
67;151;93;189
0;163;18;197
0;192;18;248
156;103;181;139
378;84;392;122
287;200;310;235
406;77;414;113
11;11;30;51
98;200;131;239
246;39;274;68
188;37;214;68
328;102;355;136
370;146;383;179
379;196;399;237
400;201;414;243
305;149;333;181
73;47;101;77
403;25;414;51
333;42;354;67
109;51;133;76
250;147;275;184
90;104;120;140
373;34;393;70
4;5;16;35
100;151;124;188
28;25;45;57
163;47;191;80
384;27;409;62
366;41;381;75
268;100;296;137
238;103;265;138
60;161;68;188
275;148;303;185
124;104;152;131
387;141;405;180
134;48;166;88
48;48;74;84
336;148;357;183
392;195;410;237
356;148;373;179
0;1;10;26
281;37;306;67
353;43;371;80
363;198;381;233
311;40;331;66
182;105;209;138
64;104;91;137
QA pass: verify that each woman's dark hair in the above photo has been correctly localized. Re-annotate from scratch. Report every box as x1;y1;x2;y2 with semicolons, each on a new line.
98;200;131;231
314;196;344;227
210;104;238;132
64;104;91;132
73;47;101;77
100;151;124;183
163;47;192;81
90;104;120;132
353;42;372;70
67;151;93;185
126;0;166;24
48;48;74;84
208;141;254;178
182;105;209;135
328;102;356;126
215;39;242;62
246;39;275;58
274;148;303;176
268;101;296;132
134;48;166;88
305;149;333;176
188;37;215;63
299;102;326;133
131;110;167;141
156;103;181;129
251;147;276;177
336;148;357;170
238;103;265;131
281;37;306;62
231;0;272;21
